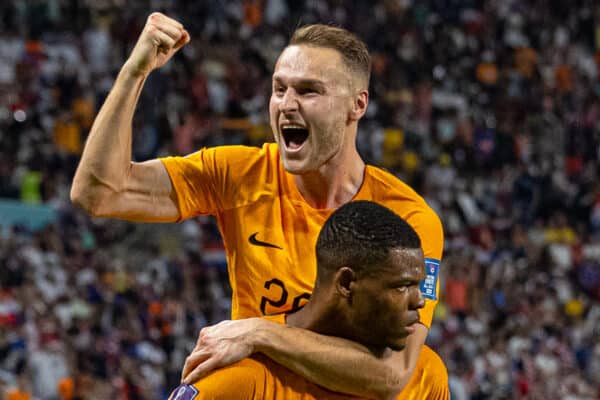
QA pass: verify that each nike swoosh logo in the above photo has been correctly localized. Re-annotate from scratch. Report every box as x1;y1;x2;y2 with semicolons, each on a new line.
248;232;283;249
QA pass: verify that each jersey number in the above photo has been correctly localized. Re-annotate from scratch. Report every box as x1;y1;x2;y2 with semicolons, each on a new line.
260;278;311;315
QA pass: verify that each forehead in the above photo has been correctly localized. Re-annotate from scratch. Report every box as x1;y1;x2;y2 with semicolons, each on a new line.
273;45;350;84
383;248;426;281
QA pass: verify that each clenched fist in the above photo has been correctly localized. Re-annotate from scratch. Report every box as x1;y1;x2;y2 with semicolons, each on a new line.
123;12;190;78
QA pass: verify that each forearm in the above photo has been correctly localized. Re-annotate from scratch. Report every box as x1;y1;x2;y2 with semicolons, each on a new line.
70;65;147;213
254;322;417;400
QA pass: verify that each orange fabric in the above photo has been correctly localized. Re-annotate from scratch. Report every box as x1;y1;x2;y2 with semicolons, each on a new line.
263;314;449;399
187;354;362;399
179;338;448;399
161;142;443;328
555;65;573;92
243;1;263;27
53;117;81;154
514;47;538;79
396;345;449;400
476;63;498;85
71;97;95;129
148;301;162;316
6;389;31;400
57;377;74;400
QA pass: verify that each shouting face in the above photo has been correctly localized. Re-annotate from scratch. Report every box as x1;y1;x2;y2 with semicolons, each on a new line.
269;45;365;174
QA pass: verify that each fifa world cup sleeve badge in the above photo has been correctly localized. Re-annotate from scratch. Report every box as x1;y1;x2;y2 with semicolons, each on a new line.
169;384;199;400
419;258;440;300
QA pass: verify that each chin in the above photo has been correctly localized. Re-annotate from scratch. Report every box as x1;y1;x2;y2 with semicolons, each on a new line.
281;158;310;175
387;340;407;352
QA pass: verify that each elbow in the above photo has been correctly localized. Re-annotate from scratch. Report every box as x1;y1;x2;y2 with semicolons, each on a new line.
70;185;95;216
70;181;108;217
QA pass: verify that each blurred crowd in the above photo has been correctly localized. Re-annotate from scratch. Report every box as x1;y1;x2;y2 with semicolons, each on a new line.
1;0;600;399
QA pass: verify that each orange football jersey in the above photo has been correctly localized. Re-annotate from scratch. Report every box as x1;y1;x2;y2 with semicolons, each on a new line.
170;350;448;400
161;143;443;327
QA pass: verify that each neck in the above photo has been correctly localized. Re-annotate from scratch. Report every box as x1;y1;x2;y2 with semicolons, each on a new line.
294;149;365;209
286;290;341;334
287;296;389;357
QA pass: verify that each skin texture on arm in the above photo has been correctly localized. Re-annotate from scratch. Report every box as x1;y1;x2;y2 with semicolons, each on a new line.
70;13;188;222
182;318;426;400
254;322;428;400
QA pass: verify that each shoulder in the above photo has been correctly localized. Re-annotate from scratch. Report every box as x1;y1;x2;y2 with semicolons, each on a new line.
417;345;448;379
183;142;278;164
182;357;269;399
162;142;279;166
364;166;443;231
364;166;444;258
398;346;449;400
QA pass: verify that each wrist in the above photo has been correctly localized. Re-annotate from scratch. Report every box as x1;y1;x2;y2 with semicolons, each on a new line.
119;60;150;82
251;318;277;353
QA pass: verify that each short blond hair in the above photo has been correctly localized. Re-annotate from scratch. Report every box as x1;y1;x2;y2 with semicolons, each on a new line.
289;24;371;89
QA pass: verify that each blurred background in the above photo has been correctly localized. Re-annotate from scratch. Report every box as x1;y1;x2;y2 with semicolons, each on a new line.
1;0;599;399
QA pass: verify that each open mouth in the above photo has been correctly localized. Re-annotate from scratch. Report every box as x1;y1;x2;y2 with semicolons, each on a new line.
281;126;309;150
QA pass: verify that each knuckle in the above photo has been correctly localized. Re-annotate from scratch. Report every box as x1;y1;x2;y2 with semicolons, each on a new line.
148;12;162;21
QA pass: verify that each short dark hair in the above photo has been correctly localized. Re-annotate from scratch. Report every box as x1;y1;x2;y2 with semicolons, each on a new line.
316;201;421;282
289;24;371;89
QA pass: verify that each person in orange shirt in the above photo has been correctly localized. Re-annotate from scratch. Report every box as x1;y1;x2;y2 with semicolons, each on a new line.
168;201;448;399
71;13;445;399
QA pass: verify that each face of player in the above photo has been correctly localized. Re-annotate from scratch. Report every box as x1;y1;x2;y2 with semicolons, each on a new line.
349;248;426;352
269;45;362;174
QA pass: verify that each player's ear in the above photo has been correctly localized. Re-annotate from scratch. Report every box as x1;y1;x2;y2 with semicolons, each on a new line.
349;89;368;121
334;267;356;298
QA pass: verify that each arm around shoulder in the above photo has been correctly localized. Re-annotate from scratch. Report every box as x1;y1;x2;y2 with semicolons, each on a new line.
252;320;415;400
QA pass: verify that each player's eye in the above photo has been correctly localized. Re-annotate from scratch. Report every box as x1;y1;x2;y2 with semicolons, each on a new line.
297;87;318;95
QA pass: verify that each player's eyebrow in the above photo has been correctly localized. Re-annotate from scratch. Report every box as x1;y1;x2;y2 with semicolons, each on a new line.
389;275;424;286
273;76;326;88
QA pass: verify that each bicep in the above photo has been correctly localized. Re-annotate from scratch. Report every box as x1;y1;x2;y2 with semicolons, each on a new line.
98;159;180;222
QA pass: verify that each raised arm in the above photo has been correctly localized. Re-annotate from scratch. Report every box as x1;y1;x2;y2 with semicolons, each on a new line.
181;318;428;400
70;13;190;222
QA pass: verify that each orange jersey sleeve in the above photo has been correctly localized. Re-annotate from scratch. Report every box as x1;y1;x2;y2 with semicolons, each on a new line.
396;345;449;400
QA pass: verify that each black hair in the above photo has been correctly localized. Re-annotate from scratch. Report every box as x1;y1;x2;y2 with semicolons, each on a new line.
316;201;421;281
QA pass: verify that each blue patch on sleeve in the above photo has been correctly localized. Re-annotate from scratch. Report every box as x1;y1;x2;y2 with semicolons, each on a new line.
420;258;440;300
169;384;199;400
